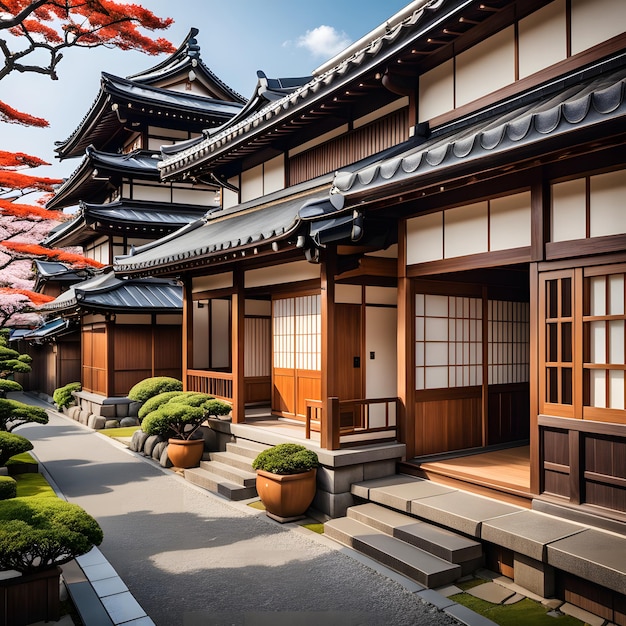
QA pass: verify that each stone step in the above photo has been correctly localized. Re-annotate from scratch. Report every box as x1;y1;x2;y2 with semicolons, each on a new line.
198;460;257;487
208;450;256;472
184;466;257;501
324;517;461;588
226;439;269;460
348;503;483;574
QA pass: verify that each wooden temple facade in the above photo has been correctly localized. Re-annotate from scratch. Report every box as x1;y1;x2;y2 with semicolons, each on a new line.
115;0;626;535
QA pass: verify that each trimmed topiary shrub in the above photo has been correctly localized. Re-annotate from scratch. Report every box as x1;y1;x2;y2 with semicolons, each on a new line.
0;431;33;466
252;443;319;475
127;377;183;403
0;497;103;574
52;382;81;409
0;476;16;500
0;398;48;432
137;391;185;420
0;380;22;397
141;403;206;440
203;398;232;418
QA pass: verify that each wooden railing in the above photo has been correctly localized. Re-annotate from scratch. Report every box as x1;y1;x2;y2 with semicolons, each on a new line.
186;369;233;402
306;397;398;450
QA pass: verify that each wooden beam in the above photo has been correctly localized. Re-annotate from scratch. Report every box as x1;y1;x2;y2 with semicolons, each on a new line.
529;262;540;495
321;248;339;449
182;278;192;391
398;218;414;459
231;268;245;423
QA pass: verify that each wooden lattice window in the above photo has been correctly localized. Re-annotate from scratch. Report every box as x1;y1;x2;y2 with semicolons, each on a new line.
273;295;321;371
488;300;530;385
540;271;575;416
415;294;482;390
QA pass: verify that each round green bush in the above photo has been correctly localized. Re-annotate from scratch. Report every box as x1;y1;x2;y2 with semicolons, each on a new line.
141;403;206;439
0;497;103;573
52;382;81;409
252;443;319;475
138;391;185;420
0;476;16;500
0;431;33;466
127;377;183;403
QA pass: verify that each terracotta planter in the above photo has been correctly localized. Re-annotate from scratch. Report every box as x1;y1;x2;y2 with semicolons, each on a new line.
255;468;317;522
0;566;61;626
166;438;204;468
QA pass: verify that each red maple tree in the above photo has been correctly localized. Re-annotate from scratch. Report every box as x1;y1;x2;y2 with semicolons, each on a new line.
0;1;174;322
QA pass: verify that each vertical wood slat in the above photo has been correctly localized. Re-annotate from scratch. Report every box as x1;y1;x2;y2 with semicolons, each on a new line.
321;249;337;449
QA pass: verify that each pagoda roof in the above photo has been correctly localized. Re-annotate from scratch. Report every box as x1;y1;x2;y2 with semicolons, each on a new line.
43;199;209;248
46;147;162;211
54;29;244;160
39;270;182;314
33;260;94;292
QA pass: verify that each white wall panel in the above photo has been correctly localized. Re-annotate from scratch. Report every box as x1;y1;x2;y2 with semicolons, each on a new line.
590;170;626;237
444;202;488;257
490;192;531;250
571;0;626;55
419;59;454;122
406;212;443;264
551;178;586;242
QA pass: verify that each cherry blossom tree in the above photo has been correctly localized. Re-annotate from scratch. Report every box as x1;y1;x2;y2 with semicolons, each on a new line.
0;1;174;322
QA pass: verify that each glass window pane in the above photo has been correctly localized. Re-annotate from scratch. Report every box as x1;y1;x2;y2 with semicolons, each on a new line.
589;321;606;364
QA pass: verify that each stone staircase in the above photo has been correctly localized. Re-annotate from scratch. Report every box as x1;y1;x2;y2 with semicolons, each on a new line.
325;501;483;588
324;476;484;588
184;439;269;501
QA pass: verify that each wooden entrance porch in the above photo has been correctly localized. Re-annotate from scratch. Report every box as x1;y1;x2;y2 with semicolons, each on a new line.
399;444;532;508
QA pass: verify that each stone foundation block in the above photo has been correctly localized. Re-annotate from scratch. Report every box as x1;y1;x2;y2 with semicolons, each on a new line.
313;489;354;518
514;553;555;598
317;464;364;494
363;459;398;480
90;404;116;418
87;414;98;429
119;417;139;428
152;441;168;461
78;411;90;425
104;419;120;429
115;403;129;418
159;445;173;468
130;430;149;452
128;401;142;417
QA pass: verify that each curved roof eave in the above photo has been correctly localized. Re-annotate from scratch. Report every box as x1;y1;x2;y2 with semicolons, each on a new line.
158;0;450;178
332;62;626;202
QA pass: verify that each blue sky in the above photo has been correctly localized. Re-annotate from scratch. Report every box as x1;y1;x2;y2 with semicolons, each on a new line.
4;0;411;189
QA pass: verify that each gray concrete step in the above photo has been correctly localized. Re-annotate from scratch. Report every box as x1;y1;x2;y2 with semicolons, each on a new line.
208;450;256;473
226;439;269;460
325;516;462;588
197;459;257;487
348;503;483;574
184;466;257;501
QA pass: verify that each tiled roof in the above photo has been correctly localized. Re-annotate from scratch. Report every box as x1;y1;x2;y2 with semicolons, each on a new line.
40;271;182;313
331;63;626;203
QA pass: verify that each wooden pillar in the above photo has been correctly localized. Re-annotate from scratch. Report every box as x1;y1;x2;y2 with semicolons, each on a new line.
182;278;193;391
530;177;548;495
397;218;414;459
231;268;245;423
321;249;339;449
105;318;114;397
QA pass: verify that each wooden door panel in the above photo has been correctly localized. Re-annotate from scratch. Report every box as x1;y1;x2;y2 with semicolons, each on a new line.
335;304;362;401
296;371;321;418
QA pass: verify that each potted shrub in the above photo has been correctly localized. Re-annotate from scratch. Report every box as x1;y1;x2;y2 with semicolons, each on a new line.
252;443;319;522
0;497;103;626
141;393;231;468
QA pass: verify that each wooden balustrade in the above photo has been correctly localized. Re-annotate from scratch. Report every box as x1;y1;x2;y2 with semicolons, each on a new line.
308;396;398;449
186;369;233;402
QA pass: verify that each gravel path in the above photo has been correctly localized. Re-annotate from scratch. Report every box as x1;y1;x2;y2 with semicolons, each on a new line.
18;401;461;626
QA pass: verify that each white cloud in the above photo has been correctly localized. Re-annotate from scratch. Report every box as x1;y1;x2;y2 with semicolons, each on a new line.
296;25;351;58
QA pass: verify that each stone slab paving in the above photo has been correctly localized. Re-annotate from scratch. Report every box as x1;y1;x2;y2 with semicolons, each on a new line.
465;581;516;604
368;477;455;512
351;473;425;500
18;401;462;626
481;510;587;561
